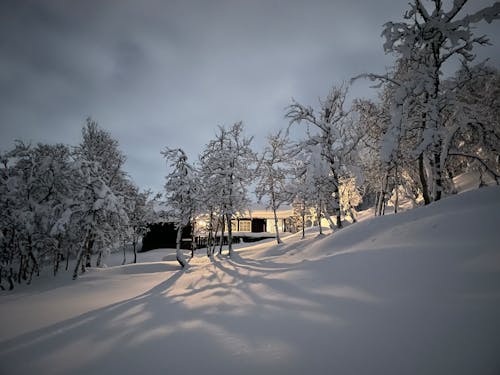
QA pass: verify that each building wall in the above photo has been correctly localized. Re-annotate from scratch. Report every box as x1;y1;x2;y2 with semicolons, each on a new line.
141;222;193;251
225;216;293;234
266;218;285;233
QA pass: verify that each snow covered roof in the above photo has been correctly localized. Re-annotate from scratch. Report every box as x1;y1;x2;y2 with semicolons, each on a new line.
239;205;294;220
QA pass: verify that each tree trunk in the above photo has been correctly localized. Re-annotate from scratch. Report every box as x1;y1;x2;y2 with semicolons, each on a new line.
176;225;187;268
96;251;103;267
122;239;126;265
190;220;195;259
447;169;458;194
479;168;487;188
324;207;336;230
27;250;39;284
219;215;225;255
374;191;380;216
17;254;24;284
394;187;399;214
226;213;233;257
376;172;389;216
332;185;342;228
28;260;36;285
133;238;137;264
317;202;323;235
85;250;91;268
81;247;86;273
65;246;70;271
272;199;282;244
328;157;342;228
54;239;62;276
433;151;443;201
207;210;214;258
211;213;219;257
56;252;63;275
301;207;305;240
349;207;358;223
394;166;399;214
73;248;85;280
8;268;14;290
419;152;431;205
85;234;93;268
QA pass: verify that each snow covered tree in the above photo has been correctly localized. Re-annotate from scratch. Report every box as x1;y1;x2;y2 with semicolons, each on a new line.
353;83;423;215
124;187;156;264
289;146;316;239
358;0;500;205
68;159;129;279
339;175;362;222
76;117;127;190
0;141;82;287
255;130;293;244
287;84;362;228
291;198;310;240
198;123;255;257
29;143;75;276
0;119;143;287
288;143;332;235
70;119;130;278
116;182;157;265
198;139;225;257
444;63;500;185
162;148;198;268
352;98;388;214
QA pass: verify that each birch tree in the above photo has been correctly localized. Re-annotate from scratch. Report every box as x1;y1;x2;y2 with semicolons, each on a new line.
199;139;225;257
286;84;361;228
162;148;198;268
444;63;500;185
69;159;129;279
358;0;500;204
255;130;293;244
198;123;255;257
73;118;129;268
0;142;73;287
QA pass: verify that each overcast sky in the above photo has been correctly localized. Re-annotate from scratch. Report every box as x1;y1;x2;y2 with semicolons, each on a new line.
1;0;499;193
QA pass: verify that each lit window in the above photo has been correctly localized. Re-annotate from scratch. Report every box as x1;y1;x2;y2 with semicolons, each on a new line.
239;220;251;232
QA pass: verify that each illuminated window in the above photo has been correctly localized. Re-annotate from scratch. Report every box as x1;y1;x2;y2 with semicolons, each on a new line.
239;220;251;232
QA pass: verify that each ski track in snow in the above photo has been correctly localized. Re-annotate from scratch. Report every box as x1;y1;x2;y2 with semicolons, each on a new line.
1;187;500;374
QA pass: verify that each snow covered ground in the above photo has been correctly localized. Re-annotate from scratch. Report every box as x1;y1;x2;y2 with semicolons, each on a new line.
1;187;500;374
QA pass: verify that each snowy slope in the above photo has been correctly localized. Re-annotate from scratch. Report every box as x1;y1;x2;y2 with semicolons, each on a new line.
1;187;500;375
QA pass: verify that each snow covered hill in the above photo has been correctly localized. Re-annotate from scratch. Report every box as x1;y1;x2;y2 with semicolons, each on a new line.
1;187;500;375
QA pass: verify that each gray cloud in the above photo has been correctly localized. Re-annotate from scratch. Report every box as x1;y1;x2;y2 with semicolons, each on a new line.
1;0;499;192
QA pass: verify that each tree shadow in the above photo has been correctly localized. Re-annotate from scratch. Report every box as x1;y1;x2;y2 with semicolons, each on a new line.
0;246;392;375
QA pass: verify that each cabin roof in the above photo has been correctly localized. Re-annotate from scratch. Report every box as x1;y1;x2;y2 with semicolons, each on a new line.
238;206;294;220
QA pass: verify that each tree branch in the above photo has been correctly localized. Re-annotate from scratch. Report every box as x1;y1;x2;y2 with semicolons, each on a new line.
448;151;500;180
